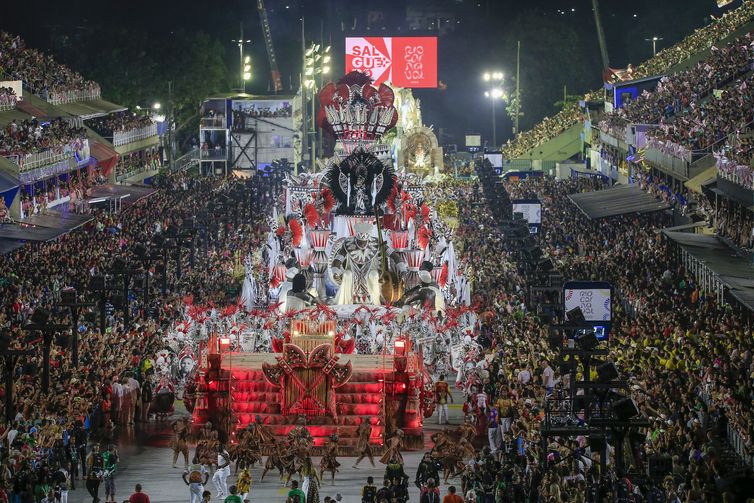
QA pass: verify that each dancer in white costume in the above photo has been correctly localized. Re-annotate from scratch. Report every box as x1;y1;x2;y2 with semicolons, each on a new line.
240;255;257;312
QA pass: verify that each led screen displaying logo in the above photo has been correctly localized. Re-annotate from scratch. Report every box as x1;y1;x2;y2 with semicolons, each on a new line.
345;37;438;88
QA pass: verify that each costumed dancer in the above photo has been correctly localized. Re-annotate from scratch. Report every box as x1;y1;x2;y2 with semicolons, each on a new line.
211;444;231;499
430;430;465;484
194;422;217;469
231;424;262;473
352;417;375;469
170;417;191;469
253;414;275;444
319;434;340;485
287;415;314;466
182;465;209;503
379;429;404;465
434;374;453;425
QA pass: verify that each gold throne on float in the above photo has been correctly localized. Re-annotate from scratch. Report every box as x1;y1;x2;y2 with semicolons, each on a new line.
262;319;352;419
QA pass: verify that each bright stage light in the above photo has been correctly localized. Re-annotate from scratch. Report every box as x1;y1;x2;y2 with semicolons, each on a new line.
243;72;251;80
153;102;161;110
483;72;491;81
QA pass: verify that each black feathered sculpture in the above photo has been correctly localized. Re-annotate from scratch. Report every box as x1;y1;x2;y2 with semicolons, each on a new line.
324;151;395;215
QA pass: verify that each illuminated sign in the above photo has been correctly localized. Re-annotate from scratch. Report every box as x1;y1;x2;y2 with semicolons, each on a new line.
345;37;438;88
563;281;612;323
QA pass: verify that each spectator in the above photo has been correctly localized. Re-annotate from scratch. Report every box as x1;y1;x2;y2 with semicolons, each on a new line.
286;480;306;503
442;486;463;503
128;484;150;503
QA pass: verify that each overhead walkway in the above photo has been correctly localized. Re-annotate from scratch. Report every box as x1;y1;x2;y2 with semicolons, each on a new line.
663;231;754;312
569;185;669;219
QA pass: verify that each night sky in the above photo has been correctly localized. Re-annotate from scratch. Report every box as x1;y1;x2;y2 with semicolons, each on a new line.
0;0;734;145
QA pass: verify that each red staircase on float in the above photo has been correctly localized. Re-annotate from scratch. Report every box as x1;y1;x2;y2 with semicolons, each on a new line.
229;367;387;453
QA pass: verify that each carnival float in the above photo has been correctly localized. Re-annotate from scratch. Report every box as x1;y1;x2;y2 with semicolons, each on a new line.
171;72;478;454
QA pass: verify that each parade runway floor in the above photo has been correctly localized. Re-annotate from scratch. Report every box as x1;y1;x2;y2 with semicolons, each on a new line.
69;390;466;503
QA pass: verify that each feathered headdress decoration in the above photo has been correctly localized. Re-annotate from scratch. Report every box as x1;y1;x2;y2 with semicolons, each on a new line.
302;187;336;228
317;71;398;142
417;226;433;251
275;217;303;247
324;151;395;215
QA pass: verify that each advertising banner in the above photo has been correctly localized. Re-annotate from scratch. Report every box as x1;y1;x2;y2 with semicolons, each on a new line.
345;37;438;88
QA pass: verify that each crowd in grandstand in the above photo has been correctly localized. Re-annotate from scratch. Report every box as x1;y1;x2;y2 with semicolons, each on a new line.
0;31;100;102
0;118;86;158
115;150;161;180
501;105;585;159
87;112;155;138
502;0;754;160
650;71;754;156
719;132;754;168
623;1;754;82
0;86;17;110
437;163;754;501
0;172;275;503
600;32;754;138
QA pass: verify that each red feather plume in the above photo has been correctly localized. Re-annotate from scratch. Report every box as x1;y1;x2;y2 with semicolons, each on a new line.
303;202;320;227
289;219;303;247
439;262;449;288
320;188;335;213
386;185;399;213
420;203;431;220
418;226;432;250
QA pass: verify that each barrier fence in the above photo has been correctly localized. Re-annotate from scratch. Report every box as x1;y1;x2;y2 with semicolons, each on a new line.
698;388;754;469
112;124;158;146
46;88;101;105
2;139;90;173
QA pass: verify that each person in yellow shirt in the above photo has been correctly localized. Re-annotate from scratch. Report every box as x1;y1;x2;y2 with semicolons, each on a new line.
236;467;251;502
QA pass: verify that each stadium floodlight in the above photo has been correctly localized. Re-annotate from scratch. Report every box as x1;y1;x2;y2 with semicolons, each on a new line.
490;87;504;99
482;70;506;147
645;36;664;56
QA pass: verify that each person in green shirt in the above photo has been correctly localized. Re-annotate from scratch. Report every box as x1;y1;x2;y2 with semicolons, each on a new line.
286;480;306;503
223;485;243;503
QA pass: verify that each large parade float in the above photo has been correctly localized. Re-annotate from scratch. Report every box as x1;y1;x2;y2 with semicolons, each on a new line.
177;72;478;454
